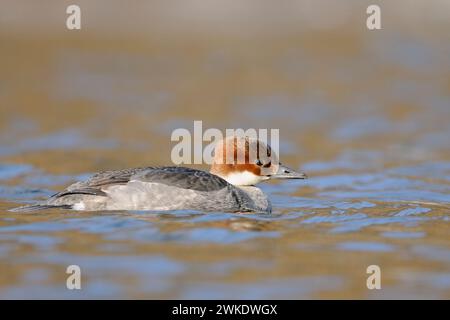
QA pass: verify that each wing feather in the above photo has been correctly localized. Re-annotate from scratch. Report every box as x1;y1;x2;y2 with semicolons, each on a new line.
52;166;229;198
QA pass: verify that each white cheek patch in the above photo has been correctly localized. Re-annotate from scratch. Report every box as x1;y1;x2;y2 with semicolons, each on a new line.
224;171;268;186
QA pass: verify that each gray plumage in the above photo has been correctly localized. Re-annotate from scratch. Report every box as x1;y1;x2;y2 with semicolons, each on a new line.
11;167;271;213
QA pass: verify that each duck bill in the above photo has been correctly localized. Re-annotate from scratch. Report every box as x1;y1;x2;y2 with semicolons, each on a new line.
271;164;307;179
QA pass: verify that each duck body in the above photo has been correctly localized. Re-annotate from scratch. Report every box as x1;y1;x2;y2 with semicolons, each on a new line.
15;167;271;213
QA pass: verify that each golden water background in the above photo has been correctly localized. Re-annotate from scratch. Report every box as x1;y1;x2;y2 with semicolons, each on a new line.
0;1;449;298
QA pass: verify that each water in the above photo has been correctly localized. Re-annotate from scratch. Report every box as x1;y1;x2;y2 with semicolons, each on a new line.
1;1;450;299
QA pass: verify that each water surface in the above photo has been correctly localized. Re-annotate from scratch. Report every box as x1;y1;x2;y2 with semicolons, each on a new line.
1;1;449;299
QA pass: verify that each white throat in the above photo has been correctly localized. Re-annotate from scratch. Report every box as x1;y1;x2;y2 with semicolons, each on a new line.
223;171;269;186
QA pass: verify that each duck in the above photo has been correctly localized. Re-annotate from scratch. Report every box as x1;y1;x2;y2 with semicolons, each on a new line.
11;136;306;213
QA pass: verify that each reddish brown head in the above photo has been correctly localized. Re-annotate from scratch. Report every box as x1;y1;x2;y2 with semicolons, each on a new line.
210;136;306;186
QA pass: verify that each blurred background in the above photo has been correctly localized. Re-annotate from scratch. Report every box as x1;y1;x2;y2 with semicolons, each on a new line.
0;0;449;299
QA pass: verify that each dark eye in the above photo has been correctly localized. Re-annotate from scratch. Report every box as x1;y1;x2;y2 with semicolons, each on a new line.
255;159;263;166
263;161;272;168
